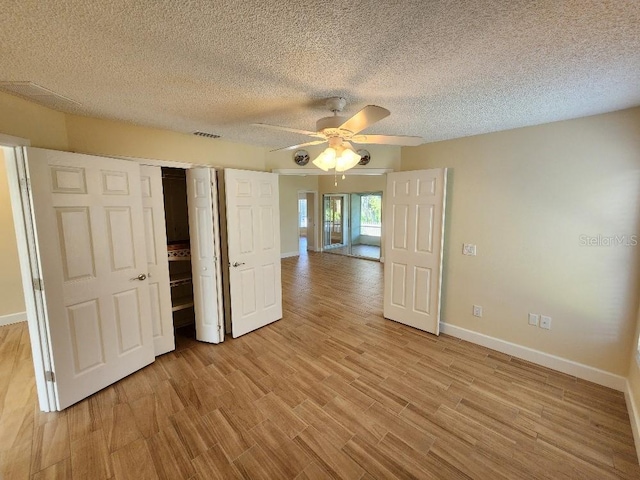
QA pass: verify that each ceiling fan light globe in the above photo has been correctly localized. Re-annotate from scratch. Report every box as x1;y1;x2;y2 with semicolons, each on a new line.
336;148;361;172
313;147;337;171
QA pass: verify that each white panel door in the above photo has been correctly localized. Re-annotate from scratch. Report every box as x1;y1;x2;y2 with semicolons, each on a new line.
25;147;154;410
140;165;175;356
224;169;282;338
187;168;224;344
383;169;447;334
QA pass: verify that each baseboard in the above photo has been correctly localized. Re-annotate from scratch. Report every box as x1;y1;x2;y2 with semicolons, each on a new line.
624;381;640;463
0;311;27;327
281;251;299;259
439;322;627;391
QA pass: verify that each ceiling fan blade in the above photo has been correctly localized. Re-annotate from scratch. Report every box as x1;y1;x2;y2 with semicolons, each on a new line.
339;105;390;134
351;134;423;146
270;140;327;152
253;123;324;138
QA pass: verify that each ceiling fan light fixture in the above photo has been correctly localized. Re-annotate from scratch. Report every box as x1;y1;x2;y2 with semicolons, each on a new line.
312;147;337;171
313;141;362;174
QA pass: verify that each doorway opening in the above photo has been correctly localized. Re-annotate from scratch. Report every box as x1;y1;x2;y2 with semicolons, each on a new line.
298;194;308;255
298;191;317;256
162;167;195;334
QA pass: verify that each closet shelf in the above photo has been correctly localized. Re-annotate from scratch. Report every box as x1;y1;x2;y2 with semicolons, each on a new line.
168;251;190;261
171;296;194;312
170;273;192;288
167;243;190;261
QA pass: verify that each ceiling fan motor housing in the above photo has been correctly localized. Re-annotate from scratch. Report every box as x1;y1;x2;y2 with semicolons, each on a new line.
316;116;350;136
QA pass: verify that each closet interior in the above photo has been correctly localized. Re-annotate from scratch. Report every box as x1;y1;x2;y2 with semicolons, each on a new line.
162;167;195;330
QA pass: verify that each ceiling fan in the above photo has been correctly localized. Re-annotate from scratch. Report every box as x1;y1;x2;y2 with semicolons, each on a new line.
254;97;423;173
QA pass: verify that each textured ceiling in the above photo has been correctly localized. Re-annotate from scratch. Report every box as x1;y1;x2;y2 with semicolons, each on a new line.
1;1;639;148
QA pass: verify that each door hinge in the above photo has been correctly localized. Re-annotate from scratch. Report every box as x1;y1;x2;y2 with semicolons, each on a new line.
45;370;55;382
20;177;31;191
33;278;44;291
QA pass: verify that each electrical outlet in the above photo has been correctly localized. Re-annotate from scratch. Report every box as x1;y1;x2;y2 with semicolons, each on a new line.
462;244;477;256
473;305;483;317
540;315;552;330
528;313;539;326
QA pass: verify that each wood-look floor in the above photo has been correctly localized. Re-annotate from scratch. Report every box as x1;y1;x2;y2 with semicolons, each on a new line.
1;252;639;479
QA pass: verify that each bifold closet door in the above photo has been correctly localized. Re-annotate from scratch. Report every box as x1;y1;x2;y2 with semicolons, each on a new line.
140;165;175;356
18;147;155;410
187;167;224;344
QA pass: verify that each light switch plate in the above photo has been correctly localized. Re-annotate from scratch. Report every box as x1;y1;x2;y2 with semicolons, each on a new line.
528;313;539;326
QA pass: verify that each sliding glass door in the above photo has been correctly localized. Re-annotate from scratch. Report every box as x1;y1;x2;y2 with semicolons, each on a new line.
323;194;347;250
322;192;381;260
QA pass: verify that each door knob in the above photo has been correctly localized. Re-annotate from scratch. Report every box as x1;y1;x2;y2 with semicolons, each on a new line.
132;273;147;281
232;262;245;267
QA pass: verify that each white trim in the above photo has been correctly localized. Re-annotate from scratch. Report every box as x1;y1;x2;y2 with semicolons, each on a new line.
281;251;299;259
0;132;31;147
4;146;56;411
273;168;392;176
0;311;27;326
624;381;640;464
107;154;195;169
439;322;627;391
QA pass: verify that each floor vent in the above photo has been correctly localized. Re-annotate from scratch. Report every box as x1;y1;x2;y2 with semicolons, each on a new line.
0;81;81;110
193;131;221;139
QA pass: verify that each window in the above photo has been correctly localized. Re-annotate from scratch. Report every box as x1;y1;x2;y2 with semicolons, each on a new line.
360;194;381;237
298;198;307;228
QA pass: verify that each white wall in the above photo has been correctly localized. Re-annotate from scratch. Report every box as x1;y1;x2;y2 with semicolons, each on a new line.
402;107;640;377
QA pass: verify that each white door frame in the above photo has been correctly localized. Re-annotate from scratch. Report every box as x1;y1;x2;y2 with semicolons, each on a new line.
3;145;55;411
1;135;51;409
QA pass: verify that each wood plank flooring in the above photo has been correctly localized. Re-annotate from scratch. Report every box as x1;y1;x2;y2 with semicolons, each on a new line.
1;252;639;479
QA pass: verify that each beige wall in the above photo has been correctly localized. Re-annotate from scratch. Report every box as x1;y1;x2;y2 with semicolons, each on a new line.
0;150;25;316
402;107;640;376
266;144;401;172
318;174;385;195
279;175;319;256
0;92;69;319
65;114;266;169
0;91;68;149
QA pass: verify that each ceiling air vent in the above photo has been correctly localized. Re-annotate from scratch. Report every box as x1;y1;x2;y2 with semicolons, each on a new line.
193;131;221;139
0;81;81;110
